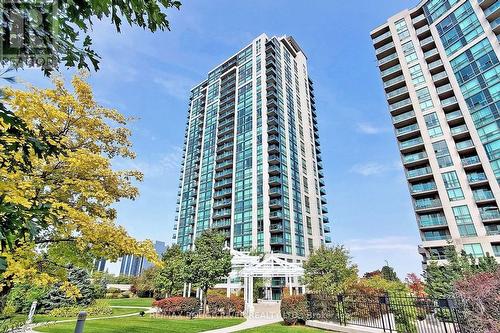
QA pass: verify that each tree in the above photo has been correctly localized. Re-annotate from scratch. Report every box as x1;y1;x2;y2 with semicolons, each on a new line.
363;270;382;279
133;267;159;298
405;273;426;297
381;262;399;281
0;74;159;290
0;1;181;75
185;230;232;313
424;246;498;298
303;245;358;295
154;244;186;297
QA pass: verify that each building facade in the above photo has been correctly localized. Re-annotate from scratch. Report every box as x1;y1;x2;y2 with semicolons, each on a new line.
173;34;330;263
371;0;500;264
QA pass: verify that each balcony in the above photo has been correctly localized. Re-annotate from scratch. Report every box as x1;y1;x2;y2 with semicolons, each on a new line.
396;123;420;138
269;176;281;185
432;71;449;85
450;124;468;137
410;181;437;194
383;75;406;90
392;109;415;125
268;125;279;135
419;215;447;228
325;236;332;244
423;231;451;242
216;151;233;162
473;189;495;203
480;208;500;222
322;206;328;213
213;209;231;219
484;1;500;20
467;172;488;185
375;41;395;57
323;216;329;223
378;52;399;68
269;186;282;197
215;168;232;179
324;225;331;233
270;210;284;220
215;160;233;171
479;0;497;9
387;87;410;104
372;30;392;45
412;13;426;25
403;151;428;166
389;98;413;113
270;223;284;233
415;198;442;211
269;199;282;208
268;144;280;154
268;134;280;143
441;96;458;110
406;166;432;180
436;83;453;97
462;155;482;168
424;48;439;61
456;139;475;152
399;136;424;153
486;224;500;236
419;36;435;50
268;165;281;175
416;25;430;36
380;64;402;80
213;188;232;199
213;199;231;209
212;219;231;229
491;17;500;33
268;155;280;165
214;178;232;189
428;59;444;73
445;110;463;123
270;236;285;245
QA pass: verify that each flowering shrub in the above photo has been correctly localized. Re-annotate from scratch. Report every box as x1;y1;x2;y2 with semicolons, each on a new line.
153;297;199;316
206;295;244;316
454;270;500;333
281;295;310;325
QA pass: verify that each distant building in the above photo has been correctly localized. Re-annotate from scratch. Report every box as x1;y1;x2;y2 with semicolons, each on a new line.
94;240;167;276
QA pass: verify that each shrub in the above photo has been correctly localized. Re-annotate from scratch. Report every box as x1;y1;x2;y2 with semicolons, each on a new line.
5;284;48;313
206;295;244;316
47;301;113;318
281;295;310;325
306;294;338;322
153;297;199;316
454;269;500;333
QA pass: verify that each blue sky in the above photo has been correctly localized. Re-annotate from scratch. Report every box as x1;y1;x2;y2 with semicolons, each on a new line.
18;0;426;278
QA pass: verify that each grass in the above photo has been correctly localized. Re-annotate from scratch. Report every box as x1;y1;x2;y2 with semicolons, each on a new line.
100;298;154;307
33;307;142;323
35;316;246;333
239;322;333;332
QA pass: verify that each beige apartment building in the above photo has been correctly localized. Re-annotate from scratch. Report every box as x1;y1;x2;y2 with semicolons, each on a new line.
371;0;500;264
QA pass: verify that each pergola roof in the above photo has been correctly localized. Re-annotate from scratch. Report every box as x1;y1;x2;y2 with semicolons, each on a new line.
239;253;304;278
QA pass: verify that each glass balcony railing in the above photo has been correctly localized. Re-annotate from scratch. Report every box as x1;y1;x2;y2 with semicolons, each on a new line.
375;42;395;55
445;110;462;121
399;137;423;149
378;52;398;66
372;30;392;44
416;25;430;35
456;140;474;150
473;189;495;201
428;59;443;70
389;98;412;112
441;96;458;108
396;123;419;136
462;155;481;166
423;232;451;241
480;209;500;221
419;215;447;227
420;36;434;46
432;71;448;82
467;172;487;183
424;48;439;58
392;110;414;123
406;166;432;178
411;182;436;193
387;87;409;100
451;124;468;135
486;225;500;236
403;151;427;164
436;83;452;94
380;64;401;77
383;75;405;88
412;14;426;24
415;198;442;210
484;1;500;17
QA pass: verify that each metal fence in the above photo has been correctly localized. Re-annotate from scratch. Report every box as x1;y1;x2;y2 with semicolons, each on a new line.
307;293;464;333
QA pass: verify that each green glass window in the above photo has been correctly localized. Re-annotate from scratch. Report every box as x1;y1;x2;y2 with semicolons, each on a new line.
442;171;464;201
463;243;484;258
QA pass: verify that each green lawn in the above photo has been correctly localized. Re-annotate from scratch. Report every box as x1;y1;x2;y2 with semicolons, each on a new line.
100;298;154;307
35;317;245;333
240;322;333;332
33;307;142;323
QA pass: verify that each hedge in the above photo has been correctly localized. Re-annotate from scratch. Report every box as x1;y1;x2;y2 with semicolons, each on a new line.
206;295;244;316
153;297;199;316
281;295;310;325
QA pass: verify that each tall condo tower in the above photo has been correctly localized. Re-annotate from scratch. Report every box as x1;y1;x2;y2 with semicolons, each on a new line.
173;34;330;262
371;0;500;264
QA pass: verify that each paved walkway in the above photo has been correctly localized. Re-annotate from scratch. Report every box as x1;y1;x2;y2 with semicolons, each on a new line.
204;303;283;333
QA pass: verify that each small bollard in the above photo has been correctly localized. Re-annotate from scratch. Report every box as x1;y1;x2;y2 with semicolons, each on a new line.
74;311;87;333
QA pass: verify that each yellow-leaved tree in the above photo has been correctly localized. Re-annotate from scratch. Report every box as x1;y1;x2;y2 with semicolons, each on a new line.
0;73;159;289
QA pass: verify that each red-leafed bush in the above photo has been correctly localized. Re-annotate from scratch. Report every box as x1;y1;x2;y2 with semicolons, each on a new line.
281;295;310;325
454;270;500;333
153;297;199;316
206;295;244;316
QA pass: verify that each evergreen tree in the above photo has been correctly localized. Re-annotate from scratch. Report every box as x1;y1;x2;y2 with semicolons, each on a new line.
381;261;399;281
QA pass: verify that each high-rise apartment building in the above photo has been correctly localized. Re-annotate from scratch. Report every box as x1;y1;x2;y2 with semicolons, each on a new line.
172;34;330;262
371;0;500;264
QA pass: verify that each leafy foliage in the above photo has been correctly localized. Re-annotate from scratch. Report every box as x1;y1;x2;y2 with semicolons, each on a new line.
47;300;112;318
454;269;500;333
132;267;159;298
0;1;181;75
303;245;358;294
424;246;499;298
206;295;244;316
381;264;399;282
406;273;426;297
185;230;232;312
153;297;199;316
281;295;310;325
0;74;159;289
4;283;48;313
154;244;186;297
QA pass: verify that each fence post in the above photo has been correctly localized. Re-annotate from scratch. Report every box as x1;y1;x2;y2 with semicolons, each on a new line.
74;311;87;333
337;294;345;326
378;296;386;333
438;299;450;333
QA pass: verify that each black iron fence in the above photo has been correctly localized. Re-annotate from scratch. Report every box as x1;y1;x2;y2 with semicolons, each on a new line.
306;293;464;333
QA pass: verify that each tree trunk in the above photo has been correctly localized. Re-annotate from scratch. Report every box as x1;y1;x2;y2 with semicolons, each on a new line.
202;287;208;314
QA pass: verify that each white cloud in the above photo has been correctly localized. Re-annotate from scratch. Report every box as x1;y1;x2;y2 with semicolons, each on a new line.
356;122;390;135
350;161;401;176
345;236;417;253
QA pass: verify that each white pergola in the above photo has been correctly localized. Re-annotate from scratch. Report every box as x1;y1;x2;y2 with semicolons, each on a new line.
237;252;304;314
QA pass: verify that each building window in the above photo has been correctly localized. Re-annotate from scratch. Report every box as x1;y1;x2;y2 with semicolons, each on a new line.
463;243;484;258
424;112;443;138
409;64;425;87
402;41;418;64
492;244;500;257
433;140;453;168
395;18;410;41
452;205;477;237
442;171;464;201
417;87;434;111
